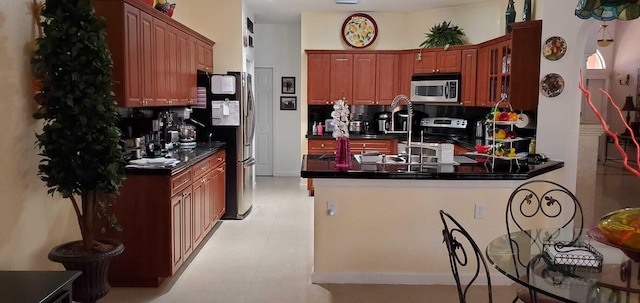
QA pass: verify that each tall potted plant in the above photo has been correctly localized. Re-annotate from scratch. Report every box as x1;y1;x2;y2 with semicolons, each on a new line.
30;0;126;302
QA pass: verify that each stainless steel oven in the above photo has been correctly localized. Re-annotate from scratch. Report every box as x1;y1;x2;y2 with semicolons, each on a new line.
410;73;461;103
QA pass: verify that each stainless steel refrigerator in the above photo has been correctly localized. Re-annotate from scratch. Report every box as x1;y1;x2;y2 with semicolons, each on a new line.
194;71;255;219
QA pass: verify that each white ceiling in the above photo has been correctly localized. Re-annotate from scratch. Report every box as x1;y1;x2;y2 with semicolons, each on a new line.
244;0;490;24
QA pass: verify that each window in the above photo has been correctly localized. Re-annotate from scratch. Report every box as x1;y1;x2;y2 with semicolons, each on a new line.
587;50;606;69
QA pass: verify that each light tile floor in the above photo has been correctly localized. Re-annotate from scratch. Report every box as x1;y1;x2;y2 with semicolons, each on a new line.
101;162;640;303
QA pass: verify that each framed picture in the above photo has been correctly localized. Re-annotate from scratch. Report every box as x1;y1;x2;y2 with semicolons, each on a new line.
247;17;254;34
281;77;295;94
280;96;297;110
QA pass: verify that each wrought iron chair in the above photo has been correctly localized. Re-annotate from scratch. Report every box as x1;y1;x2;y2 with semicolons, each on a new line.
439;210;493;303
505;180;584;303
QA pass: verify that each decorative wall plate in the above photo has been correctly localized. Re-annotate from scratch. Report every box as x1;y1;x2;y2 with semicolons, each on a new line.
540;73;565;98
341;13;378;48
543;36;567;61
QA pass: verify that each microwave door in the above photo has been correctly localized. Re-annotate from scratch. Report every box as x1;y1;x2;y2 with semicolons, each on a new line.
444;82;449;100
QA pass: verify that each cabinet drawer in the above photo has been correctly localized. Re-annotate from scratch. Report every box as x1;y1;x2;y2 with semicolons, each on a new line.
212;150;225;168
171;168;192;196
192;157;212;179
350;140;393;154
308;140;337;154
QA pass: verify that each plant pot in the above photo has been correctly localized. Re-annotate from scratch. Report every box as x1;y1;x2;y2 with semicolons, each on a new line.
48;239;124;303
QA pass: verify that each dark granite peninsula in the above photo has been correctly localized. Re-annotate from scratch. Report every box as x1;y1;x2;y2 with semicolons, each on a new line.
304;153;565;285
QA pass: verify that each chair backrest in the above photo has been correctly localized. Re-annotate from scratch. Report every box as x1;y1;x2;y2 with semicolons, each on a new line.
505;179;583;268
439;210;492;303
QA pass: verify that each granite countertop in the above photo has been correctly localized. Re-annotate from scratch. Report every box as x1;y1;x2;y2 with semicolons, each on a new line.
125;141;226;176
300;154;563;180
306;134;401;140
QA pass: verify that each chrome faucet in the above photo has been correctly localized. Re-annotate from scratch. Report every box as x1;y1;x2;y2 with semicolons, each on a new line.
391;94;413;159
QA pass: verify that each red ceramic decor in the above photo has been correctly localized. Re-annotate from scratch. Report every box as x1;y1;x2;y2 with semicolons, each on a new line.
142;0;153;6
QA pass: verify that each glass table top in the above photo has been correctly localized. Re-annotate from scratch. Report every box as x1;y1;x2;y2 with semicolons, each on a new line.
486;229;640;303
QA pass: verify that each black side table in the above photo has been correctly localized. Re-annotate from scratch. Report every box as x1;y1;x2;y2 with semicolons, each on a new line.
0;271;81;303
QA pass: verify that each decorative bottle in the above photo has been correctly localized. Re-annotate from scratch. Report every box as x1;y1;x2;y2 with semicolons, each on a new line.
522;0;532;21
317;122;323;135
505;0;516;34
312;121;317;135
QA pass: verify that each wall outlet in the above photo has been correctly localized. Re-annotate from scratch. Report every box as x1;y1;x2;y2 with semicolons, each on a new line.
327;201;336;216
474;203;485;219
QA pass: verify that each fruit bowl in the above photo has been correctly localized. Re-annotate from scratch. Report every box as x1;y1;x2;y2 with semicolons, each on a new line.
597;208;640;249
587;227;640;262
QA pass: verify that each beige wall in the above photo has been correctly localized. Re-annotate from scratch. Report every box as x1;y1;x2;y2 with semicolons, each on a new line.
312;172;565;283
172;0;244;73
0;0;82;270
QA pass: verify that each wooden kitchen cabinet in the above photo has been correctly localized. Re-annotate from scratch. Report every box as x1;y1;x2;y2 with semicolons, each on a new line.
476;20;541;110
460;49;477;106
122;4;142;107
352;54;377;105
94;0;214;108
330;54;353;103
307;53;331;105
96;150;226;287
376;54;400;105
413;49;461;74
399;52;415;97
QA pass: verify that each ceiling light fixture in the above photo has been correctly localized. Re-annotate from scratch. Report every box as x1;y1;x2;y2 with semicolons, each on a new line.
596;23;614;47
336;0;359;4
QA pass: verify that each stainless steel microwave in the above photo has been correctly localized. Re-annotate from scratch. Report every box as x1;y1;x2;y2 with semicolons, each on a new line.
410;74;461;103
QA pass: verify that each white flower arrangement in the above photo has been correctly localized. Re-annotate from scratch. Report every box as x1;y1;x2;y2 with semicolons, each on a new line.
331;98;350;138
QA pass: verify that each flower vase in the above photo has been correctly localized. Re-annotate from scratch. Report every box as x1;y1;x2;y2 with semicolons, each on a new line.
335;137;351;169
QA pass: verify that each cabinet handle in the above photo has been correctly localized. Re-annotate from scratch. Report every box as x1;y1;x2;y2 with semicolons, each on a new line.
335;58;348;61
201;166;207;171
321;143;325;148
183;192;188;197
432;69;436;73
217;167;224;172
436;69;440;73
217;157;222;161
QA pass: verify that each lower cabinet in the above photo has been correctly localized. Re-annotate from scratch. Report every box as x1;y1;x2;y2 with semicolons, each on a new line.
100;149;226;287
306;138;398;194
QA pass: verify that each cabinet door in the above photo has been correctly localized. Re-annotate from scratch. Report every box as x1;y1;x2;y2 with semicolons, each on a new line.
436;50;462;73
413;50;437;74
204;44;214;72
182;187;193;261
123;4;142;107
203;170;213;231
399;52;415;97
476;46;490;107
460;49;477;106
352;54;376;105
196;40;207;71
329;54;353;103
166;25;179;106
192;176;204;248
350;139;393;154
307;54;331;105
177;30;190;105
214;164;226;219
375;54;399;105
140;10;154;107
171;192;183;273
187;37;197;105
154;19;168;105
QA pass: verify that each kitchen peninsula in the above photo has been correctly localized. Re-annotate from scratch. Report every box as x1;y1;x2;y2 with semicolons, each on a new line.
301;155;564;284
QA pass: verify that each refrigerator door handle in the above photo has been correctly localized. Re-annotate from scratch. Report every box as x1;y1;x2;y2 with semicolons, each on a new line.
241;157;256;167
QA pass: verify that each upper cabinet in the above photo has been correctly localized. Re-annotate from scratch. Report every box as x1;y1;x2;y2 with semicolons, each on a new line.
460;49;477;106
94;0;215;108
476;20;542;111
413;49;461;74
329;54;354;103
352;54;376;105
307;53;331;105
375;54;400;105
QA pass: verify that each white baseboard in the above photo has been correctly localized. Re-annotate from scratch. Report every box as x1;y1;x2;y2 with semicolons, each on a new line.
274;170;300;177
310;271;513;286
